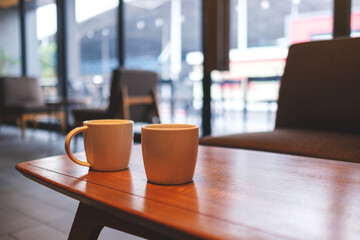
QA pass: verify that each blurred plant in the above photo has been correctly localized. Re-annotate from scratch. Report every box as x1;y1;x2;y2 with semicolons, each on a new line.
39;42;57;78
0;48;18;76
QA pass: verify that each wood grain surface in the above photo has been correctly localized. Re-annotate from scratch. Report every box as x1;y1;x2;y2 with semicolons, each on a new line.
16;145;360;240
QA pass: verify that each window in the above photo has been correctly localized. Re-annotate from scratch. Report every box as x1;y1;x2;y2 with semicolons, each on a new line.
212;0;333;135
351;0;360;36
0;2;21;76
124;0;202;125
67;0;119;107
25;0;58;98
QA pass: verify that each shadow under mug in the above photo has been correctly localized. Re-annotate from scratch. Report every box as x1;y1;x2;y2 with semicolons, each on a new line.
141;124;199;185
65;119;133;171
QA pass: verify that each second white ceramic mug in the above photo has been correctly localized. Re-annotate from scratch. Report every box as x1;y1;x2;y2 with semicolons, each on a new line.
141;124;199;185
65;119;133;171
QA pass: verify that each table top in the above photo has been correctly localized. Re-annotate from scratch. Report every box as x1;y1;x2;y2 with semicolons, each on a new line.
16;145;360;240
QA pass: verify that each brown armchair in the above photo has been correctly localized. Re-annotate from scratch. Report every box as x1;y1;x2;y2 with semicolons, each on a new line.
200;37;360;163
0;76;65;138
72;68;160;142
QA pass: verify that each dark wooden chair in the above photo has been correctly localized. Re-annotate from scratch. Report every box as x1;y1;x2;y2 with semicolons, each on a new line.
0;76;65;138
72;68;160;142
200;37;360;163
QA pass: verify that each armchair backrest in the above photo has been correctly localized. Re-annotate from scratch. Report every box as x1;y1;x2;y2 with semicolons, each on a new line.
275;37;360;133
119;68;159;123
0;77;44;109
106;68;159;123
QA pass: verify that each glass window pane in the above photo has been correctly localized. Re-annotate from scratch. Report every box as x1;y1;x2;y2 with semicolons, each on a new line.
215;0;333;135
124;0;202;125
25;0;58;98
351;0;360;36
67;0;118;107
0;2;21;76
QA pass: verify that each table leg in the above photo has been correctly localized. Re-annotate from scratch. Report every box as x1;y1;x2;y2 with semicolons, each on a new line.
68;202;184;240
68;203;104;240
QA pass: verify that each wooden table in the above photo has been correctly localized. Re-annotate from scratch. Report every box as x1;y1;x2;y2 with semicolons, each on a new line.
16;145;360;239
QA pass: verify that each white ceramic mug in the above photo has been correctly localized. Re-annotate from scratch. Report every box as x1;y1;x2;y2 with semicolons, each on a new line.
141;124;199;185
65;119;133;171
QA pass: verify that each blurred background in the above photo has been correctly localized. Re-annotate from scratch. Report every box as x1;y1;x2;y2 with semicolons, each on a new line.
1;0;360;136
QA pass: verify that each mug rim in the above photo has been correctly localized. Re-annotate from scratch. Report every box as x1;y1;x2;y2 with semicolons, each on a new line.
84;119;134;125
142;123;198;131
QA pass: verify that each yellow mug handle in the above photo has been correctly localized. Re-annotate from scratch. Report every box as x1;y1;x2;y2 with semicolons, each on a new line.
64;126;91;167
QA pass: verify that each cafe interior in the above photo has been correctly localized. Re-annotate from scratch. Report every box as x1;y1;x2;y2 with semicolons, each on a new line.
1;0;360;239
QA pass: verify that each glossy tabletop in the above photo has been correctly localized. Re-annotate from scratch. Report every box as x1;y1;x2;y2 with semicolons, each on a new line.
16;145;360;239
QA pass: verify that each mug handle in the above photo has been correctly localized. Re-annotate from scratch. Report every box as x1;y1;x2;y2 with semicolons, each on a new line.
64;126;91;167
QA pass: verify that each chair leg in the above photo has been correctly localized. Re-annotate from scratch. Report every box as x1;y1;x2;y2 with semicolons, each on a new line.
17;116;26;139
33;117;38;129
121;87;130;119
152;87;161;123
